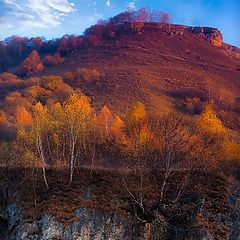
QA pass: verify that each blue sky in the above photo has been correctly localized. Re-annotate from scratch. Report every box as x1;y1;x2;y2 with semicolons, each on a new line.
0;0;239;46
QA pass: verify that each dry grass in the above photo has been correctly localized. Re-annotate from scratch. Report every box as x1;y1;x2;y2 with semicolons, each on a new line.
38;23;240;115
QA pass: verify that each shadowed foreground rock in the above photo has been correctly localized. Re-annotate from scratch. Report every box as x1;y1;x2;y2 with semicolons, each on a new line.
5;205;168;240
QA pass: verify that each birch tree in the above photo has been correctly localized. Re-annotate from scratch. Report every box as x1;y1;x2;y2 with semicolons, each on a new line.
64;94;94;184
32;102;50;190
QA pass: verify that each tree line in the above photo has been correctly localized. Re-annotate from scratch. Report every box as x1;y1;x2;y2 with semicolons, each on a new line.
1;92;238;188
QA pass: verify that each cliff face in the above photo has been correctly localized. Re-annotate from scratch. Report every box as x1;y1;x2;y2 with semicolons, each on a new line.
187;26;223;46
122;23;223;47
6;205;137;240
4;203;168;240
0;184;239;240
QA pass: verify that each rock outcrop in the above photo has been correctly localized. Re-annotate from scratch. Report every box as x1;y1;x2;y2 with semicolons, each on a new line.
5;206;168;240
122;23;223;47
187;26;223;47
1;179;239;239
7;208;136;240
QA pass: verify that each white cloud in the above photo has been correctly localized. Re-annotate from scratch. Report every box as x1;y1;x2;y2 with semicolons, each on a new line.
106;0;111;7
127;0;137;10
1;0;75;31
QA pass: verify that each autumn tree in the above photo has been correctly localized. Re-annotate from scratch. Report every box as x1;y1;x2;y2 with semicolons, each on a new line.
40;75;73;102
136;8;150;22
126;101;150;147
4;92;32;116
23;50;43;75
85;20;106;40
33;102;50;189
15;106;33;126
64;94;94;184
97;105;113;141
15;102;50;190
111;115;126;143
121;101;152;221
197;105;228;164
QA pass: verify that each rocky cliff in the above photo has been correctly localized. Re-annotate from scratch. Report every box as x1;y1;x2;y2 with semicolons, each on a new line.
187;26;223;47
122;22;223;47
0;182;239;240
2;203;168;240
5;204;142;240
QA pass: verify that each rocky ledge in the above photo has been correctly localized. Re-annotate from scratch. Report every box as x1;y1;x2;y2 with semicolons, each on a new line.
187;26;223;47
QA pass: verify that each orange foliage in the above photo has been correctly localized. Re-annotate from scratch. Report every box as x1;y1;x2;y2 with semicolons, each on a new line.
0;110;8;124
111;115;126;142
15;106;33;126
97;105;113;140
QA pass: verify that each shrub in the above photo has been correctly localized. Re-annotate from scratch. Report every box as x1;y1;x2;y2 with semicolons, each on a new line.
43;52;65;67
75;68;101;82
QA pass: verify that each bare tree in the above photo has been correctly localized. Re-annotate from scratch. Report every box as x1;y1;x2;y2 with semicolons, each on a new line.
121;112;201;225
160;12;171;32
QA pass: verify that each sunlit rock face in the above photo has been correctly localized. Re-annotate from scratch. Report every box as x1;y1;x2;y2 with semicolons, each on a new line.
122;22;223;47
187;27;223;47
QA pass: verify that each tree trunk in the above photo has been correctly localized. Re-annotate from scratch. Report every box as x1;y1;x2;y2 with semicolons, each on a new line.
69;141;75;185
36;136;49;190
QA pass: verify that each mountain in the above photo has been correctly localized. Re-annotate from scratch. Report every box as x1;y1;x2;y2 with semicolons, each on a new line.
37;22;240;115
0;19;240;240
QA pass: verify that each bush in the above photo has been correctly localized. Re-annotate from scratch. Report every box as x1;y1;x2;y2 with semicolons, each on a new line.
75;68;101;82
43;52;65;67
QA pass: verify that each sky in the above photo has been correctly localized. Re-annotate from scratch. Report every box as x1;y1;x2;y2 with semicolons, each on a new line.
0;0;239;46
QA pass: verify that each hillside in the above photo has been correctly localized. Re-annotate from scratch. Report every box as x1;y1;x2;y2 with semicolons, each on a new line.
38;22;240;115
0;17;240;240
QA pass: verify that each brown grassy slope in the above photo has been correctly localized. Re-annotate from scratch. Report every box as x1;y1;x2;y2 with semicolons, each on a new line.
41;23;240;114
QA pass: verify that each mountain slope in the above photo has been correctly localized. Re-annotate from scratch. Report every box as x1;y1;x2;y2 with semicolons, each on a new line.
39;23;240;114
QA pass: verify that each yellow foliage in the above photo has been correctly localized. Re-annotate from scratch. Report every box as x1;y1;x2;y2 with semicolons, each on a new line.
34;102;46;116
65;94;93;119
198;105;227;136
112;115;125;131
126;101;147;125
33;102;49;129
139;123;151;144
111;115;126;141
16;128;41;167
